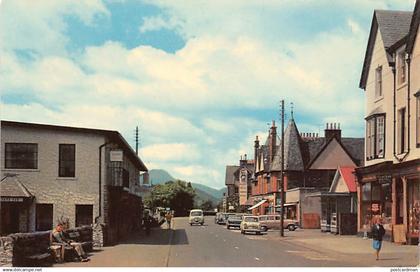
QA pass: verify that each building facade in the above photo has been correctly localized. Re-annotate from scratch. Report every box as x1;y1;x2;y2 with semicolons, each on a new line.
356;2;420;244
250;119;363;229
224;155;254;212
0;121;148;245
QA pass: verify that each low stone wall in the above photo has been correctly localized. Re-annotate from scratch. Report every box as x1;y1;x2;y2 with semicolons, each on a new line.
0;226;95;267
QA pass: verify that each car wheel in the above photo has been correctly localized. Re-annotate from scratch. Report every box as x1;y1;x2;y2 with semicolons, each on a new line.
241;230;244;234
288;225;296;231
201;222;204;225
261;226;268;232
190;223;192;226
227;225;230;229
256;231;261;235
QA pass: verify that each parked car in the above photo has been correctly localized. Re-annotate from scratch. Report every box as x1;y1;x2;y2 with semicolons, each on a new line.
226;214;244;229
218;213;235;225
240;216;261;235
259;215;299;231
214;212;222;224
189;209;204;225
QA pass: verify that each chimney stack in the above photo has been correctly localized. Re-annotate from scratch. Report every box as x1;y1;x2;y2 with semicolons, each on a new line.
325;122;342;142
269;120;277;164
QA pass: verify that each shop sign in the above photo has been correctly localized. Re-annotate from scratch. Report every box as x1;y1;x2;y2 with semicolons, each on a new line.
110;150;123;161
377;174;392;184
1;197;24;202
371;203;380;212
239;183;248;205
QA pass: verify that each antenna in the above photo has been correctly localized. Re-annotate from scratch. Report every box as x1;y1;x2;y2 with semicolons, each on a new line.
290;102;294;120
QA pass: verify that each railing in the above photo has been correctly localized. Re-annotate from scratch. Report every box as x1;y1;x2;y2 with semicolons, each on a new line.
108;166;130;188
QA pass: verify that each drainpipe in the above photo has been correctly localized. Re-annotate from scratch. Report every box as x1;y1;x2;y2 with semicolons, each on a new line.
393;53;411;162
392;55;398;161
96;142;110;223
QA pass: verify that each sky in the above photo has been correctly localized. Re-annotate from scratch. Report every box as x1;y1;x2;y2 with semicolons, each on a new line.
0;0;416;189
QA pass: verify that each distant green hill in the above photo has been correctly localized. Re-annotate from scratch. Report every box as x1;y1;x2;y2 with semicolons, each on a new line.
146;169;224;207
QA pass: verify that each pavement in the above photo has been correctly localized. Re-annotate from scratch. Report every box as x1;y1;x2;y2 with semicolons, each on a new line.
266;228;420;267
52;217;420;267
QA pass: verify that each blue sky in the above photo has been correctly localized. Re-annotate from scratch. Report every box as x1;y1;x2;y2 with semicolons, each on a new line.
0;0;416;189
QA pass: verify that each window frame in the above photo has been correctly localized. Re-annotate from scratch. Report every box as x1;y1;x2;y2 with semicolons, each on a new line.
397;107;406;154
58;144;76;177
375;66;383;98
397;50;407;86
416;92;420;148
365;114;386;160
4;143;38;169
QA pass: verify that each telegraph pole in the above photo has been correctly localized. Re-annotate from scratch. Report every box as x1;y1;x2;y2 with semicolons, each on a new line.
135;126;139;155
280;100;285;237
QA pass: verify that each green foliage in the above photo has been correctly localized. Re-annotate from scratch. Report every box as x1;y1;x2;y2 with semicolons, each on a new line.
199;200;214;211
144;180;196;216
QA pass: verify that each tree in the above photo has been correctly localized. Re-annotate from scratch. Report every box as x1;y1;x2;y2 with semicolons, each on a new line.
144;180;196;216
200;200;214;211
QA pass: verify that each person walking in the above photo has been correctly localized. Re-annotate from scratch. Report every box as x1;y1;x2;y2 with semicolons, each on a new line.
165;212;173;229
371;216;386;260
143;212;152;235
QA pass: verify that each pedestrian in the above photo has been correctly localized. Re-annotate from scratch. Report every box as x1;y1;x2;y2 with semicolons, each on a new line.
165;212;173;229
143;212;152;235
52;223;89;262
371;215;385;260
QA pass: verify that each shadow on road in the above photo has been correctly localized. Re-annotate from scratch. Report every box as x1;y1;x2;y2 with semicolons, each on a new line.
118;227;189;245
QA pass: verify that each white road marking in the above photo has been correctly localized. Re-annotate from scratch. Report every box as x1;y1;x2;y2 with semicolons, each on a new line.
234;246;239;250
255;257;260;261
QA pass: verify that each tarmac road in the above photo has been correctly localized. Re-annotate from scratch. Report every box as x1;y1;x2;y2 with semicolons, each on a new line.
54;216;418;267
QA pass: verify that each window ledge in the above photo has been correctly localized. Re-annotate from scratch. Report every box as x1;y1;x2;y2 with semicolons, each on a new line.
56;177;77;181
1;168;40;172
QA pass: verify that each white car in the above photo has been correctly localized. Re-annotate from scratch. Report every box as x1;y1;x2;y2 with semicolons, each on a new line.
189;209;204;225
240;216;261;235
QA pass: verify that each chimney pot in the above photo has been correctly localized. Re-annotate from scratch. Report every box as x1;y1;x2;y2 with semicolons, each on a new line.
244;154;247;160
338;123;341;129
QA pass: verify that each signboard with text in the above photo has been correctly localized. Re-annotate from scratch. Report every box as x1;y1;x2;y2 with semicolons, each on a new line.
110;150;123;162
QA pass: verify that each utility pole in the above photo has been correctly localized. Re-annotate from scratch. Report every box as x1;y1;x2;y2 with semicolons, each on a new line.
135;126;139;155
280;100;285;237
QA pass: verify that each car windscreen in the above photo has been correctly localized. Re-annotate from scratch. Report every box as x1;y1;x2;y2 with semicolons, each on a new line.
244;217;259;222
190;211;202;216
229;215;242;220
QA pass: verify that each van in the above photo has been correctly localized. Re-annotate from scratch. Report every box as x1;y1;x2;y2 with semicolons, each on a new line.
189;209;204;225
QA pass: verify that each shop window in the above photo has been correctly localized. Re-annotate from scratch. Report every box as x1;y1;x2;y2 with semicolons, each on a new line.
59;144;75;177
408;180;420;238
360;183;372;230
5;143;38;169
36;204;53;231
75;205;93;227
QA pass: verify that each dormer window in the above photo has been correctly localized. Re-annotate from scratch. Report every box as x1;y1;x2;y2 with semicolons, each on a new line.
375;66;383;98
397;51;406;86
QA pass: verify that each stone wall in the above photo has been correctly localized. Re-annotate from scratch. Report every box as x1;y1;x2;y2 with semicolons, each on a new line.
0;237;13;267
0;226;94;267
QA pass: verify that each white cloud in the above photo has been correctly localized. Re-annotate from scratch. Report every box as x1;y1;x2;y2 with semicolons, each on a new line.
0;0;109;55
139;15;181;33
140;143;200;162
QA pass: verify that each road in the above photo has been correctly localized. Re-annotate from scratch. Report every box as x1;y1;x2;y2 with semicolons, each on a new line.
56;216;362;267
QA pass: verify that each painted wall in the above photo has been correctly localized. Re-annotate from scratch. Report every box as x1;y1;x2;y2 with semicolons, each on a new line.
309;138;356;170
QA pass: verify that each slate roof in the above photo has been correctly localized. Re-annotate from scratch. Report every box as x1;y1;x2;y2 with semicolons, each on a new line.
359;10;413;89
225;165;239;185
0;177;33;198
406;0;420;54
269;120;364;171
271;119;305;171
1;120;148;171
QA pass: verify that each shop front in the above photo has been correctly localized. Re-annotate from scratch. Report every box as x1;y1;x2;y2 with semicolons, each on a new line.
0;178;34;235
356;159;420;244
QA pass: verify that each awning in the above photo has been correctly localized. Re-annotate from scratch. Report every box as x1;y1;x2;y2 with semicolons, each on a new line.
275;202;298;208
0;176;33;202
248;199;267;210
